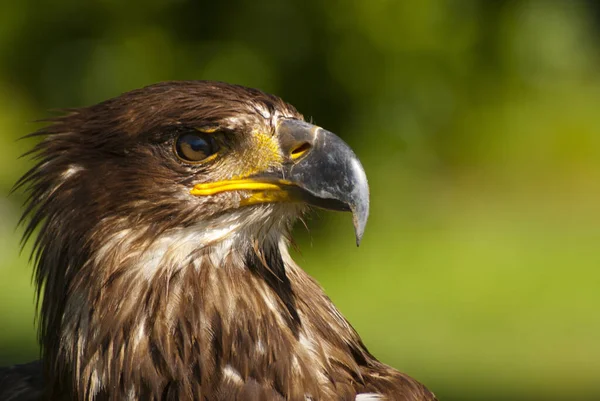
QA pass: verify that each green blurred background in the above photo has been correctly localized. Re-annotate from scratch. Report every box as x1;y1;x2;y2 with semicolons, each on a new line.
1;0;600;400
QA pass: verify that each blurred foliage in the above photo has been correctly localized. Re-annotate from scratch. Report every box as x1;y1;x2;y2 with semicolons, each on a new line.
1;0;600;400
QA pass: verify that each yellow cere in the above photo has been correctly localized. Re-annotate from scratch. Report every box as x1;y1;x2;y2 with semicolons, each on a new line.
189;130;289;204
233;130;283;179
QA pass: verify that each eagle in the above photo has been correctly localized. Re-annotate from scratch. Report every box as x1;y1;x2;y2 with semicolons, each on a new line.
1;81;436;401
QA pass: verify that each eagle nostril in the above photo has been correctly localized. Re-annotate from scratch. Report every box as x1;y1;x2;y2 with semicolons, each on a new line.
290;142;312;161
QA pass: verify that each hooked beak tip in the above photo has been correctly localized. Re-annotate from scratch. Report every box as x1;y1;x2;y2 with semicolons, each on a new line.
352;200;369;247
350;157;369;246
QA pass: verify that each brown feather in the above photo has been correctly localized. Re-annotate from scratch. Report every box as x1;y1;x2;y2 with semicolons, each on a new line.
3;81;436;401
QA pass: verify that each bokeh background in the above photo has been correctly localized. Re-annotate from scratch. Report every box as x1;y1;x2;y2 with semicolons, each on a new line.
1;1;600;400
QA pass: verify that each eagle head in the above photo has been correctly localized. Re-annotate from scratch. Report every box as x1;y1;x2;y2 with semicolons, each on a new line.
22;80;368;258
13;81;434;401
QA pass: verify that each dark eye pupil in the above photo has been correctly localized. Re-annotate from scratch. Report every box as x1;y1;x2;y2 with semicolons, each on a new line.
175;133;217;162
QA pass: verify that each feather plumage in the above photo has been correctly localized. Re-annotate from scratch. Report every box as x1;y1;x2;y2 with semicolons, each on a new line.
2;81;436;401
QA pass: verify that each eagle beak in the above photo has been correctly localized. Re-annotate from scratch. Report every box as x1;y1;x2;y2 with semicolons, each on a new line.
190;119;369;245
275;119;370;245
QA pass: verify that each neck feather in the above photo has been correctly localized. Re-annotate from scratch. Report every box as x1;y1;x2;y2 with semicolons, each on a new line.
35;211;422;400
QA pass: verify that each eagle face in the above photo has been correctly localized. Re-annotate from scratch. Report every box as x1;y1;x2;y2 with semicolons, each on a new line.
26;81;367;262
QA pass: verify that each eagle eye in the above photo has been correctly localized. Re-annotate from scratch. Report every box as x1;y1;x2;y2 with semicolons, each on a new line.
175;132;219;163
